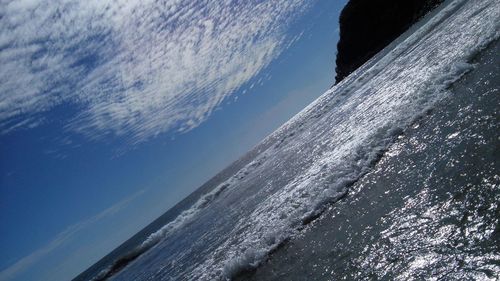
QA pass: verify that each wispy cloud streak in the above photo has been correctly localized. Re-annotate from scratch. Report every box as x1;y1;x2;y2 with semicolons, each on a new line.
0;0;312;143
0;189;144;281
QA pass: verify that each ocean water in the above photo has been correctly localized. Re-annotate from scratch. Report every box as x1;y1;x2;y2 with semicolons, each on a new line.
87;0;499;280
239;32;500;281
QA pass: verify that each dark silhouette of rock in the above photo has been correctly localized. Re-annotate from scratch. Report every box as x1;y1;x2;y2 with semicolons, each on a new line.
335;0;444;84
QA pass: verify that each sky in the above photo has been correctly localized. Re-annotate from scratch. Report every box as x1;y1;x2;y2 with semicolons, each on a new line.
0;0;347;280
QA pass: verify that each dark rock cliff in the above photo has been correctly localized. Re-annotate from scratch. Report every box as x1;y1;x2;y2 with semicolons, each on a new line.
335;0;444;84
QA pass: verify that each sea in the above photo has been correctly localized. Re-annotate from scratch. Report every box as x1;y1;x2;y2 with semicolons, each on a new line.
75;0;500;280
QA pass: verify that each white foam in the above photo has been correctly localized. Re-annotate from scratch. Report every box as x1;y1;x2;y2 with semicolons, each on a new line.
141;179;232;249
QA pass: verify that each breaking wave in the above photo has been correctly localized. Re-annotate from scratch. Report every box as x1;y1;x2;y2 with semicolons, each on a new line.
91;155;267;280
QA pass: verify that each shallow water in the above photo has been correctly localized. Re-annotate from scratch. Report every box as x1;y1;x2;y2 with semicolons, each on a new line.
239;39;500;281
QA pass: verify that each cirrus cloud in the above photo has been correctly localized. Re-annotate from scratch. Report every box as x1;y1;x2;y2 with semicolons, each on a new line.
0;0;313;143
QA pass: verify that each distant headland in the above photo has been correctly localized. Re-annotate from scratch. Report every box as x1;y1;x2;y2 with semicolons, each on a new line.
335;0;444;84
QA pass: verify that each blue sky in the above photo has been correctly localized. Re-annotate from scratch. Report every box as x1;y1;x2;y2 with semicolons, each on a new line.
0;0;346;280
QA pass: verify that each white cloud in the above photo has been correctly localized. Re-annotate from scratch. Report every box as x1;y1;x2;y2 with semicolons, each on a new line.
0;0;312;143
0;189;145;281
